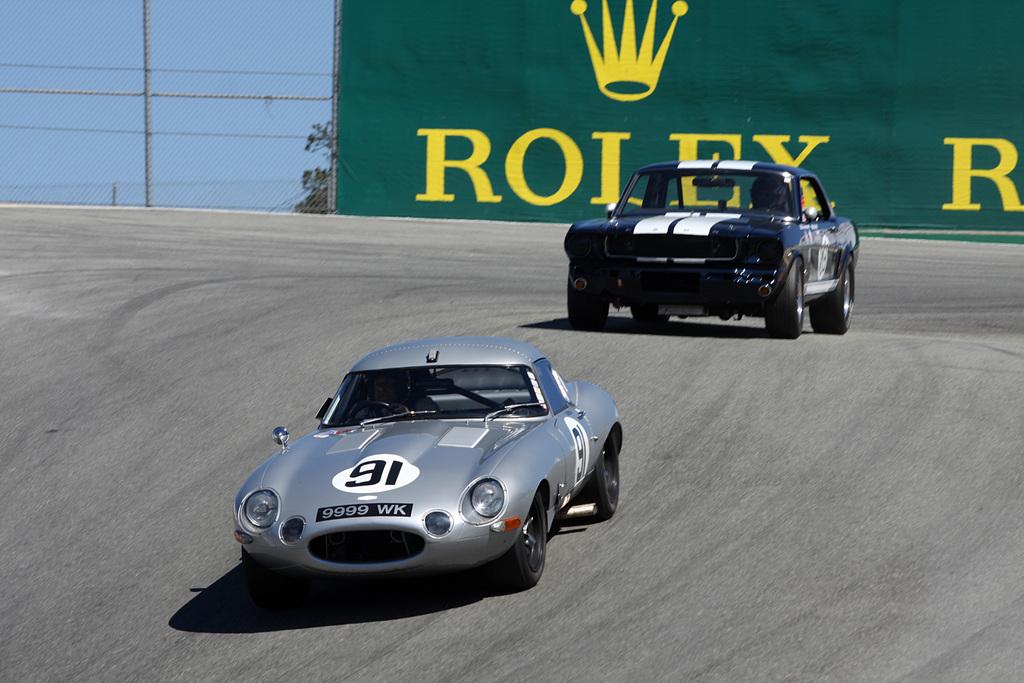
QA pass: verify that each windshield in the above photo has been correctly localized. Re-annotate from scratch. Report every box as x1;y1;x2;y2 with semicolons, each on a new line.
619;170;797;218
321;365;548;427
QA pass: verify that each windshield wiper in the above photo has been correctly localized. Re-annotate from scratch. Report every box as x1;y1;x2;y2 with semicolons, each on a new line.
485;402;546;421
359;409;440;427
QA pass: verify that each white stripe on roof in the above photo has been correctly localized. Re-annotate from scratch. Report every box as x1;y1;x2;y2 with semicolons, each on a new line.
715;161;758;170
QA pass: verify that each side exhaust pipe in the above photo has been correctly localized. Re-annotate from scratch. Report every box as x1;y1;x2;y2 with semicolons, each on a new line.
556;503;597;519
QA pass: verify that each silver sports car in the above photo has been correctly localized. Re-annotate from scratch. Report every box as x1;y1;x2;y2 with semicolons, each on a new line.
233;336;622;608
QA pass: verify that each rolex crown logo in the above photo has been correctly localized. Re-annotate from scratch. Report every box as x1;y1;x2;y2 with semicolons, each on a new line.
571;0;688;102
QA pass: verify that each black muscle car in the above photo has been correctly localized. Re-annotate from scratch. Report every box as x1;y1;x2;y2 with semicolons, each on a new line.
564;160;858;338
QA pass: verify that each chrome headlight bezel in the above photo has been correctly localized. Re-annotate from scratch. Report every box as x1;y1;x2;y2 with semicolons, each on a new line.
239;489;280;534
423;510;454;537
461;477;506;525
279;516;305;543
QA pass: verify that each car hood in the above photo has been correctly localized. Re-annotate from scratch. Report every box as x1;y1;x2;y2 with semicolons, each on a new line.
257;420;540;514
573;210;789;237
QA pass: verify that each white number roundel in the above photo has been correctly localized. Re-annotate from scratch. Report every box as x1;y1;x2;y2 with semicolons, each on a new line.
563;416;589;485
332;454;420;493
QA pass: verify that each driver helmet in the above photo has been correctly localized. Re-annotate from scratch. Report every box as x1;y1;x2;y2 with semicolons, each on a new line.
369;371;410;404
750;174;789;212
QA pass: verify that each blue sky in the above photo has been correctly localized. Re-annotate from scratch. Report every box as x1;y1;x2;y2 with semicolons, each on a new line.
1;1;335;210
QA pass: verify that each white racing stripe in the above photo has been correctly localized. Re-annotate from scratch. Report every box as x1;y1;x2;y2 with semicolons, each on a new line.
634;213;690;235
671;213;742;235
675;160;758;171
715;160;758;171
676;160;716;170
634;212;742;237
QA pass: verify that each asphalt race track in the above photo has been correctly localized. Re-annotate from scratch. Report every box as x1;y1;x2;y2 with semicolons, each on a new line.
3;206;1024;682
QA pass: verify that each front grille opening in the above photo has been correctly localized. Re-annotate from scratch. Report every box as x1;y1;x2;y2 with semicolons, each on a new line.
309;530;426;564
606;234;738;260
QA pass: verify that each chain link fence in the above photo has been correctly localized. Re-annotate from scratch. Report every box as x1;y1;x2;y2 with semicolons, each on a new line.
0;178;317;212
1;2;334;213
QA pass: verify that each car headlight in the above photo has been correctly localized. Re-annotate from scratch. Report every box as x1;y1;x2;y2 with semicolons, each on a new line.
566;235;592;258
280;516;305;543
242;489;279;531
464;478;505;522
756;240;782;264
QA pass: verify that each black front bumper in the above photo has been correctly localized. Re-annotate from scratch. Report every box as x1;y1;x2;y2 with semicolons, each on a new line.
569;262;783;313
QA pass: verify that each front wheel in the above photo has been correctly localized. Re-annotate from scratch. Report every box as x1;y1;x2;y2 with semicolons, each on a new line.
765;259;804;339
809;261;854;334
241;547;310;610
492;491;547;590
567;281;609;331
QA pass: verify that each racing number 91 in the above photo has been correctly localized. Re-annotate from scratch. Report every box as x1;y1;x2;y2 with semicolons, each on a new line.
572;425;586;481
563;416;589;485
347;459;402;487
331;454;421;494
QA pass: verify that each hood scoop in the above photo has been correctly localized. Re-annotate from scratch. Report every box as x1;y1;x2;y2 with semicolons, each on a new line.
325;428;382;454
436;426;488;448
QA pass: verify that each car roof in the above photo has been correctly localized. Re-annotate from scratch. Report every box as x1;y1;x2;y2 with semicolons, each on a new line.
350;336;545;372
635;159;811;177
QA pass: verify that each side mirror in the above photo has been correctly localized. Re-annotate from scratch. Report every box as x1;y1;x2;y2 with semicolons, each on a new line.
605;202;617;218
271;426;290;447
803;206;819;221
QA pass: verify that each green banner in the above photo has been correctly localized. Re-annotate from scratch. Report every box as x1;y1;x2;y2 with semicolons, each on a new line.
337;1;1024;229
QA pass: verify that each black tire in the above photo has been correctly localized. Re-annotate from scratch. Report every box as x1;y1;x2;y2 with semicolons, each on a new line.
630;303;669;324
567;281;609;331
492;491;547;590
589;431;620;521
809;261;854;334
765;258;804;339
241;547;311;610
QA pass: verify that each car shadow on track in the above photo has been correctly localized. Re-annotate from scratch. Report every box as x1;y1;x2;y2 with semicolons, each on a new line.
169;525;592;633
169;564;495;633
521;316;769;339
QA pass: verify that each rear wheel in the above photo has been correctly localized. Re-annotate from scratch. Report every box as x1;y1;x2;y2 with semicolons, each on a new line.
765;259;804;339
589;431;620;521
241;547;310;610
492;491;547;590
567;281;609;331
810;261;854;334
